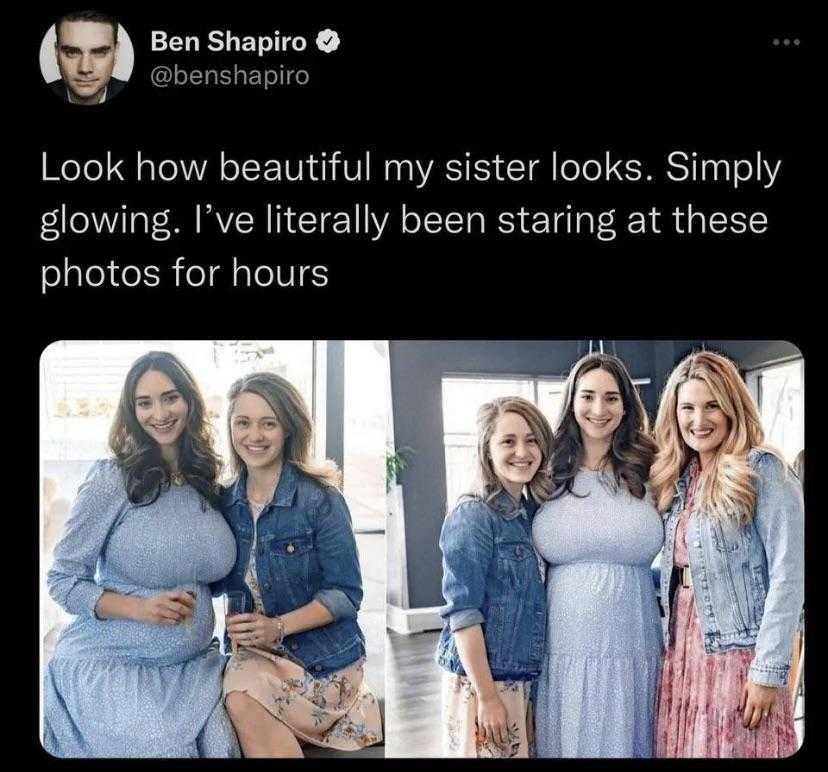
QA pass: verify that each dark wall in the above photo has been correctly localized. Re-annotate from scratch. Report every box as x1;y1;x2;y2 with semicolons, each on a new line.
702;341;802;371
389;339;804;609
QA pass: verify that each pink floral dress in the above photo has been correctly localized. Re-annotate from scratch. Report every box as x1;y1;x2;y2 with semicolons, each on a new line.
223;499;382;751
655;463;797;758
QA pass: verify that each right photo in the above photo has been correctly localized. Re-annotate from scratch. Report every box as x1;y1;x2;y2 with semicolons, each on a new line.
385;340;804;759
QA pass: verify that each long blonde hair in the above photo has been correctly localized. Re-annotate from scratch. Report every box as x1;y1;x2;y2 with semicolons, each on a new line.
465;396;554;506
651;351;778;522
226;372;341;488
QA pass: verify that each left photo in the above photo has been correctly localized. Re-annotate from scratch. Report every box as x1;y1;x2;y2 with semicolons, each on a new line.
39;340;387;758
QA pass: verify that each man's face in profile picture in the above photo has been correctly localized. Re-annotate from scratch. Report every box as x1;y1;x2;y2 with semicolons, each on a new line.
55;20;118;105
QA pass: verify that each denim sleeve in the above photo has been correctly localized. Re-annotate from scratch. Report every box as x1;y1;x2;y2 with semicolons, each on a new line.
311;488;363;621
47;460;127;618
749;453;805;687
439;501;494;632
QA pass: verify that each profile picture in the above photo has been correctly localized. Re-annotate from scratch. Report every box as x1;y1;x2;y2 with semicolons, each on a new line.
40;11;134;105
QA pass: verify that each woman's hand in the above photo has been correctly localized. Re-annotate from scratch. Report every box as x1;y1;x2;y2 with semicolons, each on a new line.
476;691;509;748
740;680;781;729
136;591;195;625
226;612;283;648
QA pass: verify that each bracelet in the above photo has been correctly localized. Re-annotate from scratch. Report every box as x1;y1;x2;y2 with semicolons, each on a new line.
271;615;285;648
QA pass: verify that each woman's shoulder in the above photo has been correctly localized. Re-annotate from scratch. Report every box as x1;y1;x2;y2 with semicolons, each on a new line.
83;458;125;490
69;459;130;515
293;464;334;493
747;448;791;479
441;496;497;547
747;448;800;499
290;467;348;516
453;493;486;510
447;495;500;524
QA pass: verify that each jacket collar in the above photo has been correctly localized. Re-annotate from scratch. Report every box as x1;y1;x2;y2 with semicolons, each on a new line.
490;489;531;520
673;455;701;497
229;462;299;508
672;448;766;501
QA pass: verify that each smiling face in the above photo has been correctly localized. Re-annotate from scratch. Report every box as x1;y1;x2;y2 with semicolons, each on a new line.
230;391;287;473
488;411;542;500
676;378;730;468
55;20;117;104
134;370;189;454
573;367;625;446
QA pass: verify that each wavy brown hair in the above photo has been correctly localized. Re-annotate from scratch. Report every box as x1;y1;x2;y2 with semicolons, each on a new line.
550;353;656;500
109;351;221;506
226;372;341;488
651;350;780;521
463;396;555;507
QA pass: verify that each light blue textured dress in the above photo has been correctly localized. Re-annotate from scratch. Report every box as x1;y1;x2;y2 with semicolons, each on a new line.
43;460;241;758
531;469;664;758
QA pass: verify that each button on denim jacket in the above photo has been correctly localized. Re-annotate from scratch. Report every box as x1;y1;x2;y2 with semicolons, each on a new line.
658;449;804;687
214;463;365;675
436;491;546;681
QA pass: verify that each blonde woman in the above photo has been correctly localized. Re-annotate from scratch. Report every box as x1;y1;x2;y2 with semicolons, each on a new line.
215;373;382;757
651;351;803;757
436;397;554;757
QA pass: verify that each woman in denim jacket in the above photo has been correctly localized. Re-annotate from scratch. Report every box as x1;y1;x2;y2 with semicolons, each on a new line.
436;396;553;758
215;373;382;757
651;351;803;757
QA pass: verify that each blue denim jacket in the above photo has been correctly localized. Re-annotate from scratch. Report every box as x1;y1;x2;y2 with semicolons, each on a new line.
436;491;546;681
659;449;804;687
215;463;365;675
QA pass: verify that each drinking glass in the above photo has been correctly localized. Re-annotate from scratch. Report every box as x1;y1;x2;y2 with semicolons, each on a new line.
224;592;248;653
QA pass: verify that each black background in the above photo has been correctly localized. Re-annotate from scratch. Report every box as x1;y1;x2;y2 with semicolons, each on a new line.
22;5;818;767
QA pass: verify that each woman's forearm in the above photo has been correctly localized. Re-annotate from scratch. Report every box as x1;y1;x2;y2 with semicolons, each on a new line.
94;590;144;621
281;600;334;636
454;624;498;699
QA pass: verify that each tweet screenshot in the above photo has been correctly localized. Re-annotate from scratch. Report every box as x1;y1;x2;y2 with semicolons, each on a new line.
28;7;814;764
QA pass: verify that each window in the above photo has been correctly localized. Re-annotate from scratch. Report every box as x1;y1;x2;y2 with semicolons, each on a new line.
344;341;389;531
747;358;805;465
41;340;316;467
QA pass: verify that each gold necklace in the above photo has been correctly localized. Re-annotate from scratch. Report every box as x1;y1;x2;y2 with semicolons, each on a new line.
169;470;185;486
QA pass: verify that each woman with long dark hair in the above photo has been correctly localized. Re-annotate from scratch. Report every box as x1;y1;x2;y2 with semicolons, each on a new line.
652;351;803;757
217;372;382;757
532;353;663;757
43;352;240;757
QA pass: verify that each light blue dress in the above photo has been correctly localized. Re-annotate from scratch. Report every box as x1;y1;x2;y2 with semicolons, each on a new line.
531;469;664;758
43;460;241;758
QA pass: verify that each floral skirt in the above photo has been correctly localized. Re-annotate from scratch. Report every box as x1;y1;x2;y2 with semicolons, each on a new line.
223;647;382;751
655;586;797;758
441;672;534;758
